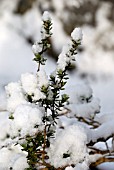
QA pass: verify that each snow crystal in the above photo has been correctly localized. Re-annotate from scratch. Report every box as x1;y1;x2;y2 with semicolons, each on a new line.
42;11;51;21
48;124;88;168
71;28;83;42
5;82;27;112
21;72;38;95
10;103;44;137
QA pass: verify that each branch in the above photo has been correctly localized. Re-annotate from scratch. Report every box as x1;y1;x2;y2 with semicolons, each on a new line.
89;146;111;155
90;157;114;168
75;116;100;129
87;134;114;146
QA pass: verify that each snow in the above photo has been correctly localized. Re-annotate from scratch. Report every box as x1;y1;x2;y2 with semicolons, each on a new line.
98;162;114;170
73;162;89;170
32;42;43;54
21;73;38;95
91;120;114;142
91;79;114;113
57;53;68;71
11;155;28;170
48;124;88;168
95;112;114;124
0;146;28;170
57;28;83;71
5;82;27;112
71;28;83;42
0;22;36;85
65;166;74;170
10;103;44;137
0;2;114;170
6;71;49;111
42;11;52;21
32;88;46;101
65;83;100;119
0;111;10;141
0;89;7;111
68;98;100;119
37;69;49;88
66;83;93;104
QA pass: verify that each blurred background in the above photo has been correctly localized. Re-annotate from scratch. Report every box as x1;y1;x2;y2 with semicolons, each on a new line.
0;0;114;169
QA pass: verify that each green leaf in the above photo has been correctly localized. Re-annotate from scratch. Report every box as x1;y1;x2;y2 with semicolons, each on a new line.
9;114;14;120
61;94;69;103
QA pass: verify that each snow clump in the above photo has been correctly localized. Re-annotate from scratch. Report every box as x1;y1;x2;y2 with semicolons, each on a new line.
42;11;52;22
48;124;88;168
10;103;44;137
5;82;27;112
57;28;83;71
71;27;83;42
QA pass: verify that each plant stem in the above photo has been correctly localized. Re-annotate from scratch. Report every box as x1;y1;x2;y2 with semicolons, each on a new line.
42;124;47;164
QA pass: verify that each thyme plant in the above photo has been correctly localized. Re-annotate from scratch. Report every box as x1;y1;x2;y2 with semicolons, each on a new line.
1;11;114;170
21;11;82;170
4;11;89;170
